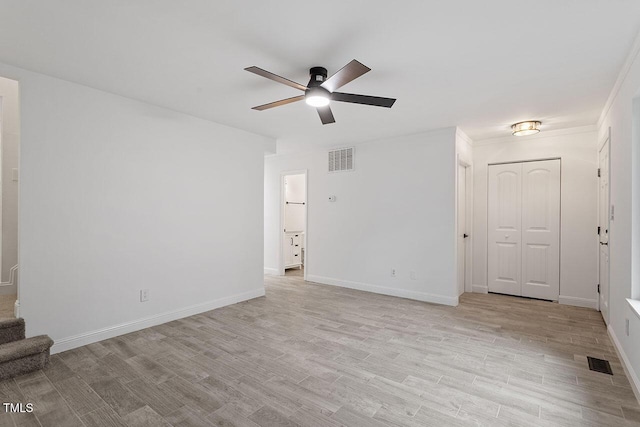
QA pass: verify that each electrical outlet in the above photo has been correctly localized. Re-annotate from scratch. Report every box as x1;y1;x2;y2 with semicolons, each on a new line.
391;268;397;277
140;289;149;302
626;318;630;336
410;271;417;280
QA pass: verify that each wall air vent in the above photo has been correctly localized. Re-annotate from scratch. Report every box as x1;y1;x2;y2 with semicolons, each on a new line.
328;147;354;173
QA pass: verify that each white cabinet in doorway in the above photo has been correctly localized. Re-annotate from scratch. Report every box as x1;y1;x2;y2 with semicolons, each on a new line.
284;232;304;269
488;159;560;301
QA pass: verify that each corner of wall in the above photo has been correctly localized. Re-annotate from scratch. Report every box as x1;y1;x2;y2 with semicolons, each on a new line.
471;284;488;294
608;324;640;404
264;267;279;276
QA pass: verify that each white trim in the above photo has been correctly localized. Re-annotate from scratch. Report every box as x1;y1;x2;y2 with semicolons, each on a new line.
263;267;280;276
628;299;640;321
598;27;640;129
608;324;640;405
456;127;473;146
50;287;265;354
0;264;18;294
474;125;597;147
0;283;15;295
472;284;488;294
306;274;458;306
558;295;598;309
13;299;19;318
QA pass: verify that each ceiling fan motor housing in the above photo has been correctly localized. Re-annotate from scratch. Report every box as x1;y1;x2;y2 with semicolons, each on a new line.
308;66;328;87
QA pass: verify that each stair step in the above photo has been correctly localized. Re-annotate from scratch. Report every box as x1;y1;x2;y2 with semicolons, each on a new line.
0;335;54;380
0;317;25;345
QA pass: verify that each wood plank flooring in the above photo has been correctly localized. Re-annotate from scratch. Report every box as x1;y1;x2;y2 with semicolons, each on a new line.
1;274;639;426
0;294;16;319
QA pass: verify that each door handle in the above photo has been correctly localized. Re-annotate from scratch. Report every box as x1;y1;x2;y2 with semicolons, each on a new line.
463;234;469;238
600;241;608;246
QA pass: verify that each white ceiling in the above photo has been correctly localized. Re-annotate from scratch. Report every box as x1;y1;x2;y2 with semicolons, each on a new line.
1;1;639;153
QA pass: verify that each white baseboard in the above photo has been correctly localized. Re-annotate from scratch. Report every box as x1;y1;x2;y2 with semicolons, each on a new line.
264;267;280;276
0;264;19;295
472;284;488;294
608;324;640;404
50;287;265;354
0;283;16;295
306;274;458;306
558;295;598;309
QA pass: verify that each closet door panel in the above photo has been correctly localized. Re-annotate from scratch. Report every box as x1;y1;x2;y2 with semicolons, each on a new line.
488;163;522;296
521;160;560;300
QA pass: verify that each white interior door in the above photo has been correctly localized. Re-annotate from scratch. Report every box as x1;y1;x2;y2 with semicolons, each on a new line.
457;164;467;296
598;139;610;324
521;160;560;300
488;163;522;295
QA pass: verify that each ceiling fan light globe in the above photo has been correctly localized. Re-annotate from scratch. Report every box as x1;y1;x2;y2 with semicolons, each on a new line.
305;95;330;107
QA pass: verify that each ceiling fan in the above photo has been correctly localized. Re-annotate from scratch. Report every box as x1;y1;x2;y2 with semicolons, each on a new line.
245;60;396;125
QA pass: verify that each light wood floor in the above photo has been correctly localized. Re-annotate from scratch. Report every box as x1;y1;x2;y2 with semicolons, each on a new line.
0;294;16;319
1;275;639;427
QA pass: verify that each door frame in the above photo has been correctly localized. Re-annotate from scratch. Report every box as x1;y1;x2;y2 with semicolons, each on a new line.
597;128;611;318
456;158;473;294
279;170;308;280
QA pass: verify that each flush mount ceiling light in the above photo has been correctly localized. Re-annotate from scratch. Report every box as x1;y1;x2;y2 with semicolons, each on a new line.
512;121;541;136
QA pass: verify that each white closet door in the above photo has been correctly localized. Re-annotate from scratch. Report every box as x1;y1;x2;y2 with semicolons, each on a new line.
521;160;560;300
488;163;522;296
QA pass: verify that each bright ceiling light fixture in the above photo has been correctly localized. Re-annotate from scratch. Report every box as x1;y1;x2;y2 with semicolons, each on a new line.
305;86;330;107
512;121;542;136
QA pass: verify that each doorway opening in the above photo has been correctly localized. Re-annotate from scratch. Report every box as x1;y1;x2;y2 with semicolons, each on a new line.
0;75;20;318
598;129;611;323
280;171;307;279
457;161;471;296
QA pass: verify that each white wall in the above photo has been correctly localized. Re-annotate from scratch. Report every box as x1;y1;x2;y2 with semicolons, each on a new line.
265;128;459;306
0;76;19;289
0;61;275;352
471;127;599;308
284;174;305;232
597;32;640;401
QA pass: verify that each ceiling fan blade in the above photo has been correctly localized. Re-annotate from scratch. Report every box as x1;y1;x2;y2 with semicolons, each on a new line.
331;92;396;108
321;60;371;92
245;66;308;91
252;95;305;111
317;105;335;125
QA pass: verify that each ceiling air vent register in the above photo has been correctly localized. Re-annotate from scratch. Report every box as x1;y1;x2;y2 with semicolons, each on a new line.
328;147;354;173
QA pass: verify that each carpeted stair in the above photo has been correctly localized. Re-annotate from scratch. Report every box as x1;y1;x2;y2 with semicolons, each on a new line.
0;318;53;380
